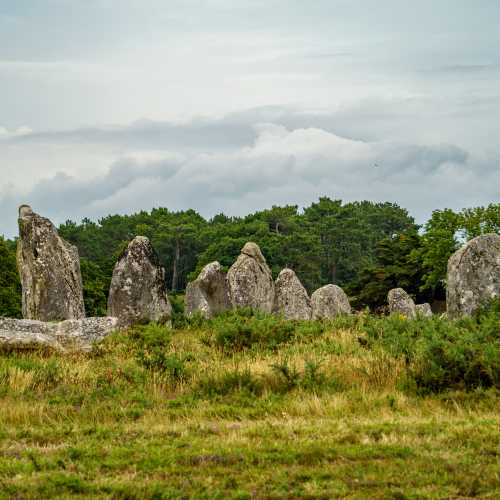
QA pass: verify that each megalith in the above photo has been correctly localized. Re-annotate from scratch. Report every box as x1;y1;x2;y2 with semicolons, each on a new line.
273;268;311;320
16;205;85;321
311;284;351;319
387;288;416;318
107;236;172;328
227;242;275;313
416;303;432;317
185;261;231;319
446;233;500;318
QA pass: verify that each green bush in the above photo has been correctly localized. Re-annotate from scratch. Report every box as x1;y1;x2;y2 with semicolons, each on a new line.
209;308;297;351
363;302;500;393
197;367;263;397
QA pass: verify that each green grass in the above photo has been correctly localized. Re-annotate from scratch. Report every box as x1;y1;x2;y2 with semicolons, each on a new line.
0;309;499;498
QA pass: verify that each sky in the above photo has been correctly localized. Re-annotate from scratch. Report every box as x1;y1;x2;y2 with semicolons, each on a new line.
1;0;499;237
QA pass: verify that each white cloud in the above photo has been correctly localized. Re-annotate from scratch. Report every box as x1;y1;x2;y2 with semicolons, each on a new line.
3;118;497;239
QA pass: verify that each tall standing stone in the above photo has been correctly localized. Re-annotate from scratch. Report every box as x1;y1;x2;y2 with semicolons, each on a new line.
107;236;172;328
447;233;500;318
273;268;311;320
17;205;85;321
185;261;231;319
387;288;416;318
227;242;275;313
311;284;351;319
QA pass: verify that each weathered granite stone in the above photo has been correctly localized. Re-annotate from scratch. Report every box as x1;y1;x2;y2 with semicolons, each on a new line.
447;233;500;318
185;261;231;319
416;303;432;317
107;236;172;327
388;288;416;318
227;242;275;313
273;268;311;320
0;317;118;352
311;284;351;319
16;205;85;321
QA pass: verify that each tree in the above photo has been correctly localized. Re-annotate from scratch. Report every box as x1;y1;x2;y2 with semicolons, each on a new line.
0;237;22;318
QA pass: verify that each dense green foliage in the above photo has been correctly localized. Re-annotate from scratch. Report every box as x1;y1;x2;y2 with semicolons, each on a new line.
0;237;21;318
0;199;498;317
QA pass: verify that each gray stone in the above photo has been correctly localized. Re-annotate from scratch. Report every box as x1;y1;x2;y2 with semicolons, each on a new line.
388;288;416;318
185;261;231;319
0;317;118;352
416;303;432;317
447;233;500;318
311;284;351;319
273;268;311;320
17;205;85;321
107;236;172;328
227;242;275;313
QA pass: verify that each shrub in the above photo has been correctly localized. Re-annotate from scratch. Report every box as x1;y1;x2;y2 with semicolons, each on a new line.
130;323;187;383
209;308;296;351
197;367;263;397
362;303;500;393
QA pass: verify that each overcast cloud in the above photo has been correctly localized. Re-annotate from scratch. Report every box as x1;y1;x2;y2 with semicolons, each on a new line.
1;0;499;237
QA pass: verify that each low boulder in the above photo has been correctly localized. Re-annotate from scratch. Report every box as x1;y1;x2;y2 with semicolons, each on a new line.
16;205;85;321
416;303;432;317
447;233;500;318
107;236;172;328
185;262;231;319
273;268;311;320
388;288;416;318
227;242;275;313
0;317;118;352
311;284;351;319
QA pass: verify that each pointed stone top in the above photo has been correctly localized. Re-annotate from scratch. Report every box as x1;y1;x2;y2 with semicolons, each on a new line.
241;242;266;263
278;268;296;279
18;204;33;218
130;235;150;246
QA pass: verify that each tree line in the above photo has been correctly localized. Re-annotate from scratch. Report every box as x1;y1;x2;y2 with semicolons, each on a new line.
0;198;498;317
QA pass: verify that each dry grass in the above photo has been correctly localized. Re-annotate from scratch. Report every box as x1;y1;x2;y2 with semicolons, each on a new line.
0;318;499;498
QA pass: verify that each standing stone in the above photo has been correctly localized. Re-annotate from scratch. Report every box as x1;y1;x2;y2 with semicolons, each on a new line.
311;284;351;319
273;268;311;320
447;233;500;318
388;288;416;318
227;242;275;313
416;303;432;317
17;205;85;321
107;236;172;328
185;261;231;319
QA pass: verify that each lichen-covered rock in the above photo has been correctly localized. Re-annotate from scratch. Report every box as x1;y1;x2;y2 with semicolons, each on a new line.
185;262;231;319
416;303;432;317
447;233;500;318
16;205;85;321
0;317;118;352
107;236;172;328
388;288;416;318
311;284;351;319
227;242;275;313
273;268;311;320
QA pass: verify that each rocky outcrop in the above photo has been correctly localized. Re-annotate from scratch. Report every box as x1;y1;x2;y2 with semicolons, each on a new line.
447;233;500;318
227;242;275;313
311;284;351;319
185;261;231;319
0;317;118;352
16;205;85;321
273;268;311;320
388;288;416;318
416;303;432;317
107;236;172;328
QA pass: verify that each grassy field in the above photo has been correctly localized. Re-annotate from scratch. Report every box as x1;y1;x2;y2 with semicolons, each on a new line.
0;308;499;498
